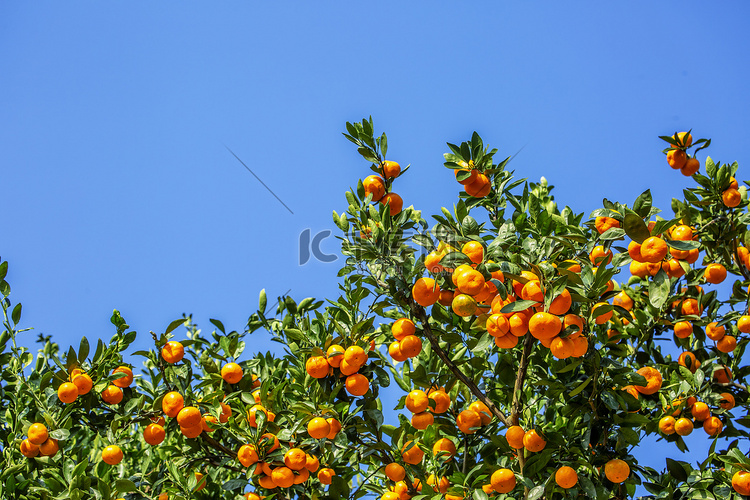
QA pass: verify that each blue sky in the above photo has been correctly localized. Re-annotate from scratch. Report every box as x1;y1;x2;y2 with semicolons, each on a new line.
3;0;750;491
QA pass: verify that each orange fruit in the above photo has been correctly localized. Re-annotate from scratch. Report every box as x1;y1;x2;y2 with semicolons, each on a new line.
555;466;578;489
681;157;700;176
589;245;613;266
680;298;702;316
592;302;613;325
706;322;726;341
671;132;693;148
411;411;434;430
432;437;457;458
345;374;369;396
325;344;345;367
388;341;408;362
635;367;662;395
520;280;544;303
604;459;630;483
723;188;742;208
143;423;166;445
58;382;78;404
486;314;510;337
704;263;727;284
177;406;202;429
38;438;59;456
464;173;491;198
20;439;39;458
595;216;620;234
570;336;589;357
455;168;479;185
452;294;477;317
71;373;93;395
426;474;449;494
381;192;403;216
27;423;48;446
102;445;123;465
363;175;385;202
344;345;367;367
284;448;307;471
305;454;320;472
528;312;562;340
703;416;723;436
162;391;184;418
548;289;572;315
505;425;525;449
733;471;750;495
494;333;519;349
405;390;429;413
161;341;184;364
457;269;485;295
202;414;217;432
674;417;693;436
720;392;736;410
738;315;750;333
412;277;440;307
381;160;401;179
628;241;644;262
180;422;203;438
563;314;584;337
221;362;243;384
247;405;269;428
523;429;546;452
220;402;232;423
306;356;330;378
550;336;575;359
678;352;699;373
612;291;634;311
101;385;123;405
671;225;693;241
469;401;491;425
307;417;330;439
456;409;481;434
667;149;687;169
691;401;710;421
401;441;424;465
272;466;295;488
112;366;133;388
461;241;485;264
326;417;341;439
659;416;676;435
662;258;686;278
260;433;279;453
385;462;406;481
714;366;733;384
392;318;416;341
424;251;445;274
490;468;516;493
428;389;451;414
640;236;667;263
399;335;422;358
717;335;737;353
673;321;693;338
508;311;530;336
318;468;336;485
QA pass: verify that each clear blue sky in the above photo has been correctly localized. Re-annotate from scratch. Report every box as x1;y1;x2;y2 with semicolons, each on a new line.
3;1;749;489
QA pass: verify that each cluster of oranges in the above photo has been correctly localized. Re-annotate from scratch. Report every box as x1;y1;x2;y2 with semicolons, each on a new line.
306;343;371;397
19;422;58;459
362;160;403;216
388;318;423;362
454;161;492;198
659;392;734;438
455;400;491;434
403;387;451;430
665;131;700;176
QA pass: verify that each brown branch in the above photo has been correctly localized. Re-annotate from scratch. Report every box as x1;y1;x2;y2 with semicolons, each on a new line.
201;433;238;459
409;300;511;427
510;333;534;498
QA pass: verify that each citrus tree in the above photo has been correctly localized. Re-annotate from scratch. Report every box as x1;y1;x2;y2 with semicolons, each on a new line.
2;119;750;500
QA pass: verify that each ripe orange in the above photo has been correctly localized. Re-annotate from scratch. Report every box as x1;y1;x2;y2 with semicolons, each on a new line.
457;269;485;295
555;466;578;489
102;445;123;465
691;401;710;421
589;245;613;266
305;454;320;472
405;390;429;413
143;423;165;445
71;373;93;395
505;425;525;449
412;277;440;307
486;314;510;337
635;367;662;395
723;188;742;208
674;417;693;436
490;468;516;493
704;263;727;284
401;440;424;465
306;356;330;378
27;423;48;446
385;462;406;481
381;192;403;216
671;225;693;241
161;391;184;418
221;362;243;384
381;160;401;179
523;429;546;452
563;314;584;337
325;344;345;367
456;409;481;434
659;416;676;435
452;294;477;317
604;459;630;484
112;366;133;388
161;341;184;364
703;416;723;436
284;448;307;471
469;401;491;425
20;439;39;458
177;406;202;429
461;240;485;264
432;437;457;458
733;471;750;495
706;322;726;341
326;417;341;439
38;438;59;456
720;392;736;410
595;216;620;235
363;175;386;202
680;298;702;316
411;411;434;430
678;351;699;373
101;385;123;405
520;280;544;303
714;366;733;384
528;312;562;340
681;157;700;176
673;321;692;338
307;417;330;439
345;374;369;396
388;341;408;362
640;236;668;263
738;315;750;333
494;333;519;349
671;131;693;148
464;173;491;198
428;389;451;413
272;466;295;488
591;302;613;325
180;422;203;438
392;318;416;341
550;336;575;359
548;289;572;315
58;382;78;404
318;468;336;485
508;311;530;336
667;149;687;169
717;335;737;353
455;168;479;185
399;335;422;358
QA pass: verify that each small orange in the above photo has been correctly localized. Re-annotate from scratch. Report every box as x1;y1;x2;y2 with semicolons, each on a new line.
589;245;612;266
326;417;341;439
305;454;320;472
112;366;133;388
221;362;243;384
345;374;369;396
674;417;693;436
399;335;422;358
505;425;525;449
318;468;336;485
723;188;742;208
548;289;572;315
681;157;700;176
381;192;403;216
381;160;401;179
703;416;723;436
528;312;562;340
704;263;727;284
595;216;620;235
306;356;330;378
432;437;457;458
38;438;59;456
412;277;440;307
706;322;726;341
405;390;429;413
284;448;307;471
469;401;491;425
490;468;516;493
102;445;123;465
733;471;750;495
691;401;710;421
180;422;203;438
388;341;407;362
456;409;481;434
58;382;78;404
457;269;485;295
455;168;479;185
343;347;366;366
160;391;184;418
27;423;49;446
143;423;166;445
71;373;93;395
161;341;184;364
717;335;737;353
486;314;510;337
738;315;750;333
659;416;676;435
272;466;295;488
640;236;668;263
411;411;434;429
220;402;232;423
604;459;630;483
177;406;202;429
678;352;699;373
673;321;693;338
391;318;416;341
363;175;386;202
592;302;613;325
671;131;693;148
464;173;491;198
101;385;123;405
428;389;451;413
671;225;693;241
385;462;406;481
714;366;733;384
452;294;477;317
523;429;546;452
667;149;687;170
680;298;702;316
20;439;39;458
401;441;424;465
720;392;736;410
461;241;485;264
325;344;345;367
307;417;330;439
635;367;662;395
555;466;578;489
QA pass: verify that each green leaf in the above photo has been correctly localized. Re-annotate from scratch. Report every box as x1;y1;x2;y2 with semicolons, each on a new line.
633;189;653;218
165;318;185;334
648;270;670;309
623;213;650;243
259;288;267;313
527;485;545;500
666;458;688;482
210;319;226;334
49;428;70;440
114;479;137;493
11;302;21;325
0;261;7;280
500;300;538;314
78;337;89;362
569;376;592;397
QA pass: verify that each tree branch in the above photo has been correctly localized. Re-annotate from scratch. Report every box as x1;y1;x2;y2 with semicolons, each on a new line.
409;300;511;427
